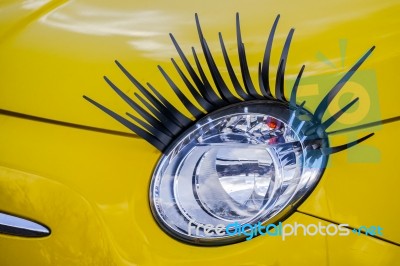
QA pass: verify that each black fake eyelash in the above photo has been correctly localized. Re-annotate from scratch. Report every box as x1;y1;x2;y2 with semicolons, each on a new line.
83;13;375;153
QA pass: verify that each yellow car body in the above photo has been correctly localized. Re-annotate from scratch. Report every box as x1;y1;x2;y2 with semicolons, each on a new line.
0;0;399;265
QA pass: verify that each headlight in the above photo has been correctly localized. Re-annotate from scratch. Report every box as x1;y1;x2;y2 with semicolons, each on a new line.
150;101;328;245
84;13;375;246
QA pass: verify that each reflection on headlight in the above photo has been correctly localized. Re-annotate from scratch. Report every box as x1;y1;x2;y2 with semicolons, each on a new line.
150;101;328;245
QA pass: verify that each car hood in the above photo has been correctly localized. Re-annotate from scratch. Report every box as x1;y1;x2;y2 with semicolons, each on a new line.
0;0;399;262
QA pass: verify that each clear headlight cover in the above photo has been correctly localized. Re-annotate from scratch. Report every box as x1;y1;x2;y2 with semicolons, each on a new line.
150;101;328;245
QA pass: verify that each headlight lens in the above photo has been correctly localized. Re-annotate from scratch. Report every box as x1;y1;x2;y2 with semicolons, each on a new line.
150;101;328;245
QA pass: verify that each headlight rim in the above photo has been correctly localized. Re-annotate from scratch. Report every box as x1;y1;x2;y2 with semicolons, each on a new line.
149;100;329;246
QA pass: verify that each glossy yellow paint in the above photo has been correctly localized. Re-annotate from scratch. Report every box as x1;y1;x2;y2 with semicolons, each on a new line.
0;0;399;265
0;114;399;265
1;0;399;131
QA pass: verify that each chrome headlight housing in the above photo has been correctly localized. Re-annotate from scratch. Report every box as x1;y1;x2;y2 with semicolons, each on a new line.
150;101;328;245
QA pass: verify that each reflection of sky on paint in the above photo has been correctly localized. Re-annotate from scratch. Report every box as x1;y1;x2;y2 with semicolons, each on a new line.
40;5;166;37
38;2;184;58
22;0;50;10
